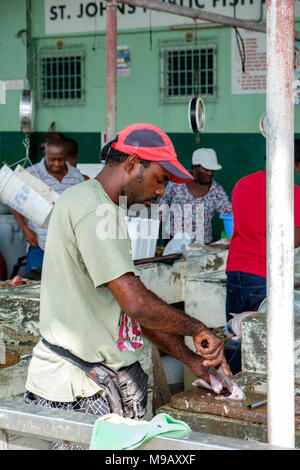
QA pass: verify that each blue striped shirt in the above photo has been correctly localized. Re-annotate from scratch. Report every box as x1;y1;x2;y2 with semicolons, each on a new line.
26;159;84;250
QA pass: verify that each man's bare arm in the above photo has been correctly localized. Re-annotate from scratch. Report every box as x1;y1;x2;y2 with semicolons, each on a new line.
141;327;210;382
107;272;206;337
12;210;39;247
107;272;227;371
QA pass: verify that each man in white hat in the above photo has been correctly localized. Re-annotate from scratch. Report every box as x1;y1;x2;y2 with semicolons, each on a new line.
159;148;231;244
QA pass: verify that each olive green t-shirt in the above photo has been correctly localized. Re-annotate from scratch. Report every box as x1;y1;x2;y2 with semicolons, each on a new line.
26;179;141;401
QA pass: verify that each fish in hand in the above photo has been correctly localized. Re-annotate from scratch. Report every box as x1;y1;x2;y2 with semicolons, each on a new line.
192;375;245;401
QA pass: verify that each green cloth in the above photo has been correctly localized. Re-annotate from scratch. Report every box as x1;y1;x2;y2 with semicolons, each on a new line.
89;413;191;450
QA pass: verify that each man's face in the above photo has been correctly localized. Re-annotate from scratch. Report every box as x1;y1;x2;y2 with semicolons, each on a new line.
121;161;170;207
45;144;67;174
192;164;214;185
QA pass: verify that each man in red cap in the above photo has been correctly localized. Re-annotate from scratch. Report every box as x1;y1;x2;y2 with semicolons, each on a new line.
24;123;229;448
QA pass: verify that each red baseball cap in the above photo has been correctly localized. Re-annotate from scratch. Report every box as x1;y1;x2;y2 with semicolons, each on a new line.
111;123;193;183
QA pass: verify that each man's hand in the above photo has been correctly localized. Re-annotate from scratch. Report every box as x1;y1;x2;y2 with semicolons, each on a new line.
23;226;39;247
12;210;39;248
193;328;231;376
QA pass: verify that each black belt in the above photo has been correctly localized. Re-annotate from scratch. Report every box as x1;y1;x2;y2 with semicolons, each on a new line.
41;338;148;419
42;338;123;414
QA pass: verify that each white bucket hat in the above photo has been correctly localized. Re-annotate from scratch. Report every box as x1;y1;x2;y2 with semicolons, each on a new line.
192;148;222;170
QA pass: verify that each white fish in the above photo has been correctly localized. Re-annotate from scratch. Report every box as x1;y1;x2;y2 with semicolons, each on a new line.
192;378;211;390
192;374;223;394
192;374;245;401
227;383;246;401
209;375;224;395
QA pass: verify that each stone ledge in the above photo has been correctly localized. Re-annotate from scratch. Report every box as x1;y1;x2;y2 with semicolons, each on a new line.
242;314;300;381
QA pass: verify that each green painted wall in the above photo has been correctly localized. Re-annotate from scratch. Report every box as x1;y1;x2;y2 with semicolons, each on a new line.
21;1;300;135
2;2;300;137
28;22;270;134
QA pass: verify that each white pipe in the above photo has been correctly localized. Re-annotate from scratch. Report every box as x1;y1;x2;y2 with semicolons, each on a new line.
266;0;295;448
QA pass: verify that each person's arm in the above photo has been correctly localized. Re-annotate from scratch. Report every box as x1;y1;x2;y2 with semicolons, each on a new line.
12;210;39;247
142;327;211;382
106;272;228;373
214;184;232;215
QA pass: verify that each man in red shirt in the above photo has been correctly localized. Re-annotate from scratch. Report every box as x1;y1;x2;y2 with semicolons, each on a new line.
225;146;300;374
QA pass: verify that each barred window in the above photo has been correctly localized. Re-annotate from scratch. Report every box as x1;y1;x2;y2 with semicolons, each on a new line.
161;44;216;102
36;49;84;106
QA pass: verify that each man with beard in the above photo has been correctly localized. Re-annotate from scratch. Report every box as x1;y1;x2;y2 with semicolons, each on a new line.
24;124;229;443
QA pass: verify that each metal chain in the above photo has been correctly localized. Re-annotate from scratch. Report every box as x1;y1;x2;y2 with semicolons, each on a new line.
23;135;30;163
9;134;33;168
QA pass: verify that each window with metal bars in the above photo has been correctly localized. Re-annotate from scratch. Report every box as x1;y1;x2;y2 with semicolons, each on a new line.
161;44;216;102
37;51;84;106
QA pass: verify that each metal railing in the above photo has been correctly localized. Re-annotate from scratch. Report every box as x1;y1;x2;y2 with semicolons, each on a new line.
0;400;290;450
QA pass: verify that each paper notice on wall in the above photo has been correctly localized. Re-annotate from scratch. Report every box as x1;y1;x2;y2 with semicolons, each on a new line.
231;28;266;95
232;29;300;102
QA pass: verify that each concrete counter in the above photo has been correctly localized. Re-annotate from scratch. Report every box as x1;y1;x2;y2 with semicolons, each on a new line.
0;248;229;407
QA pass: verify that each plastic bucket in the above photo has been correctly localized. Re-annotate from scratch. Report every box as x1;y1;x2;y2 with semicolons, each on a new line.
0;164;59;227
125;216;160;260
220;213;234;237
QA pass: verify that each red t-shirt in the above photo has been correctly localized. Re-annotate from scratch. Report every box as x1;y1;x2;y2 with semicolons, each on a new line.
226;171;300;278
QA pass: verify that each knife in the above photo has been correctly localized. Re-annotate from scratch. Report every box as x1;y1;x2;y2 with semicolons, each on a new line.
200;339;234;391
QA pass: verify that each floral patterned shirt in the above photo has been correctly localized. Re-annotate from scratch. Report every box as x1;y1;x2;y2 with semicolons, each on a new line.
158;180;232;244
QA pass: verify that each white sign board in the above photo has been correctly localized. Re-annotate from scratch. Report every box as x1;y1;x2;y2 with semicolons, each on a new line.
2;79;25;91
45;0;264;35
231;28;266;95
0;79;25;105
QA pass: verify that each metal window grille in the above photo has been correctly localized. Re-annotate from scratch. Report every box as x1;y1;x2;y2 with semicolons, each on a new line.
161;44;216;102
36;49;84;106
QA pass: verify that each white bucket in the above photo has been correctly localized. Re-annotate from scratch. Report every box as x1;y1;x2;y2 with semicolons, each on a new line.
125;216;160;260
0;164;59;228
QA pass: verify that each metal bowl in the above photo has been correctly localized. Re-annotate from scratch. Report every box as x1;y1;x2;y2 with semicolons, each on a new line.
19;89;35;134
259;112;267;138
